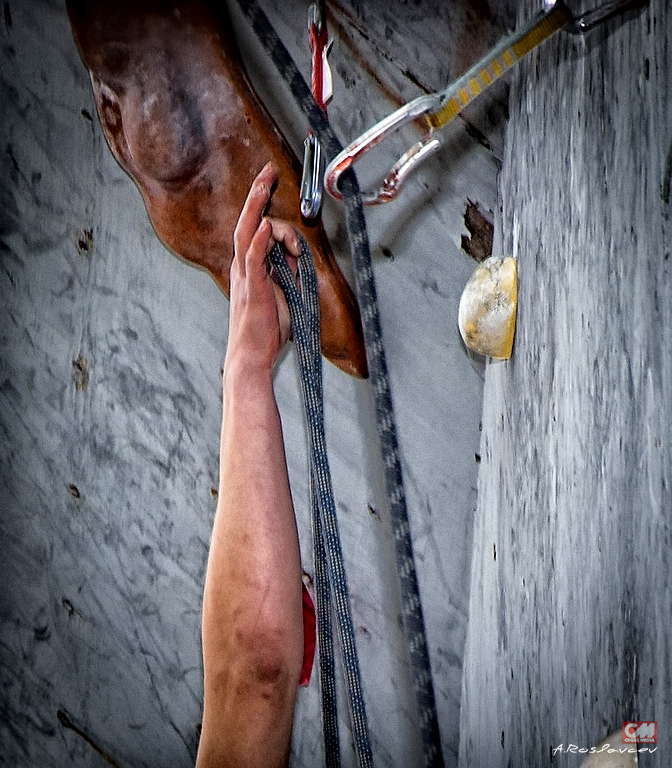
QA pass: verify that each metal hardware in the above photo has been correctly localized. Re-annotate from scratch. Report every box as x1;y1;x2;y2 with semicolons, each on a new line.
301;134;325;219
324;0;648;205
565;0;647;33
323;93;441;204
300;2;332;219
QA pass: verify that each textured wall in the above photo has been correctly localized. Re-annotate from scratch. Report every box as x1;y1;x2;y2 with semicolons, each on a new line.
460;1;671;766
0;1;507;765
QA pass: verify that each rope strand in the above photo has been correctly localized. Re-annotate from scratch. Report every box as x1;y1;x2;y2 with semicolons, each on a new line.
269;240;373;768
237;1;444;764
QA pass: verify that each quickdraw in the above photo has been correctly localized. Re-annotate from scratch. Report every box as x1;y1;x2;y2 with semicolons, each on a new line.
300;1;333;218
324;0;648;205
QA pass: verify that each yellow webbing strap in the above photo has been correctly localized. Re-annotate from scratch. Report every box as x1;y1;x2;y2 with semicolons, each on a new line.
428;1;572;130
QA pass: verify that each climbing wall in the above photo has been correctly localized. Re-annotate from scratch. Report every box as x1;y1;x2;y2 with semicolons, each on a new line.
459;0;671;765
1;0;510;765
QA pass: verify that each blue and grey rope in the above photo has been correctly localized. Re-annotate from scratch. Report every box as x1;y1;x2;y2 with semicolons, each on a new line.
301;243;340;767
311;483;340;768
339;181;442;765
268;239;373;768
236;1;444;765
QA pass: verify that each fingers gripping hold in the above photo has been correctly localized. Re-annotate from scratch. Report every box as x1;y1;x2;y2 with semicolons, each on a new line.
233;161;277;263
227;164;303;372
246;218;273;279
266;218;301;258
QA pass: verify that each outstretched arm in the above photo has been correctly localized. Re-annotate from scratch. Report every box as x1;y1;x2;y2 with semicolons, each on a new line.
197;163;303;768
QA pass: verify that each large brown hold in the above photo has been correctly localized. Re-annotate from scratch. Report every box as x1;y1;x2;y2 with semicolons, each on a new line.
67;0;367;377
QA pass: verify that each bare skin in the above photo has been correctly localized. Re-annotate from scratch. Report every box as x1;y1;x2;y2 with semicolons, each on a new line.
197;164;303;768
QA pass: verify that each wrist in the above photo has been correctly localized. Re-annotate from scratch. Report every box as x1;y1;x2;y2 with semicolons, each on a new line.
223;355;275;400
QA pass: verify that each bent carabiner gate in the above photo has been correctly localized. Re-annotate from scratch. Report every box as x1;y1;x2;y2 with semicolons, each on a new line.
324;0;647;206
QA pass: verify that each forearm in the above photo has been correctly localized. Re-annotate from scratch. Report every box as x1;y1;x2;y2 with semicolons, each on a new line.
198;361;303;766
207;362;303;658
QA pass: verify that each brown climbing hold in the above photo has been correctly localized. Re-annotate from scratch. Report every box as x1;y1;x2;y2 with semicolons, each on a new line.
66;0;368;377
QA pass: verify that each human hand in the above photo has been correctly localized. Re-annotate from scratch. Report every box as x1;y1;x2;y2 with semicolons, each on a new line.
225;162;301;376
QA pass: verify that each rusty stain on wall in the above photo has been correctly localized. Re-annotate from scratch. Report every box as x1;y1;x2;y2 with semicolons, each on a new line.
72;355;89;391
461;199;494;263
57;710;122;768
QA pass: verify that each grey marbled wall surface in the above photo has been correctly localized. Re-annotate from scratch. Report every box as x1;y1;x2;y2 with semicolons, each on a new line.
460;0;671;766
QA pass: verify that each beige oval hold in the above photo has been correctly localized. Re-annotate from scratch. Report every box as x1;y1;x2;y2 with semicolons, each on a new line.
458;255;517;360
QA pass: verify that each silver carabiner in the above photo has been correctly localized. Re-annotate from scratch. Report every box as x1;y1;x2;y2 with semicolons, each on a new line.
300;133;325;218
323;93;441;205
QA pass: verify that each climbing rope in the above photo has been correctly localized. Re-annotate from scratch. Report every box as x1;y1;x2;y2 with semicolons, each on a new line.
268;239;373;768
236;1;444;765
311;482;340;768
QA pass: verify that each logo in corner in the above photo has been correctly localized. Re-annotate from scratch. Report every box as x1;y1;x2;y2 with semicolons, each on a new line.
623;721;657;744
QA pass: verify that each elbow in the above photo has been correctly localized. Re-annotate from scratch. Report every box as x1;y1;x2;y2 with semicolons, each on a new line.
242;646;298;693
240;626;303;688
207;625;303;698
